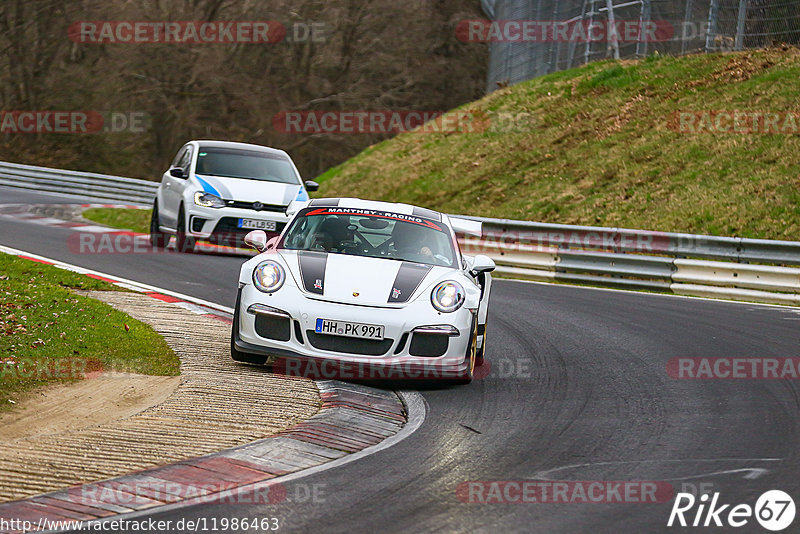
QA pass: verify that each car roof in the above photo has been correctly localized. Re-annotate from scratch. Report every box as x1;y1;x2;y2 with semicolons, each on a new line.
191;140;289;157
307;198;443;221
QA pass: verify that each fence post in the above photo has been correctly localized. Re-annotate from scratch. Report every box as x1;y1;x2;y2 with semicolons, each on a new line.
636;0;652;57
606;0;621;59
705;0;720;52
585;0;596;64
535;0;546;76
549;0;562;73
681;0;694;54
567;0;590;69
735;0;748;50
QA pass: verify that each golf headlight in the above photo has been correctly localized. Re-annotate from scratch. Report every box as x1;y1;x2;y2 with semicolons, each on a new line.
252;261;285;293
431;281;465;313
194;191;226;208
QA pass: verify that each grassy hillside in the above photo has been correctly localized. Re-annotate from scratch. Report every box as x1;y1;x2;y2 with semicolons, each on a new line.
317;46;800;240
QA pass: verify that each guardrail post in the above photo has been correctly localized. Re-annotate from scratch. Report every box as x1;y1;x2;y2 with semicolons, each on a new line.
735;0;748;50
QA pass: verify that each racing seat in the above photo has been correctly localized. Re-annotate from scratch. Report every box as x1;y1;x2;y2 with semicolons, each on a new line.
391;223;432;258
311;217;349;252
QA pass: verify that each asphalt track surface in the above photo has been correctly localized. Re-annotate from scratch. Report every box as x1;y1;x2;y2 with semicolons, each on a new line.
3;187;800;533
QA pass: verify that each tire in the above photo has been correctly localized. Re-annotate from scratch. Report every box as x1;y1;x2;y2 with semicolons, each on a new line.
476;319;487;368
149;201;169;250
453;318;478;384
175;206;195;253
475;271;491;367
230;293;267;365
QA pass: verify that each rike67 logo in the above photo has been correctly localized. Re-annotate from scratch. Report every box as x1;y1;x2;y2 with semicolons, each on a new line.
668;490;795;531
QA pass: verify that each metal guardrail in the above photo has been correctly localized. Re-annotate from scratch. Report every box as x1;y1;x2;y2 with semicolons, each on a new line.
0;161;157;205
457;215;800;305
0;160;797;306
462;216;800;265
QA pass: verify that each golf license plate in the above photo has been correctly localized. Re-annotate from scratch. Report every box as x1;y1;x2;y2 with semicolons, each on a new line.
315;318;385;340
238;219;276;231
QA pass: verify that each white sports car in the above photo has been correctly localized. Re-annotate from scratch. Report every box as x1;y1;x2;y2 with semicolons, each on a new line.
231;198;495;383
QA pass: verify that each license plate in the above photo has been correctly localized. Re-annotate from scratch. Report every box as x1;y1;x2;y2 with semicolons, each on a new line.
238;218;276;231
315;318;385;340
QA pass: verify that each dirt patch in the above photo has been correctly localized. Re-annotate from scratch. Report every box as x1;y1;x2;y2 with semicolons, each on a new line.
712;54;773;83
0;291;320;502
598;93;646;138
0;373;179;442
707;45;797;84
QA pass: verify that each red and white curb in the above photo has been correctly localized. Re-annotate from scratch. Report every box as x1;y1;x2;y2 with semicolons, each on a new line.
0;246;425;533
0;204;129;233
0;384;421;534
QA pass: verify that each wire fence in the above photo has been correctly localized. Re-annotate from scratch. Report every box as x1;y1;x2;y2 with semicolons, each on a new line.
482;0;800;91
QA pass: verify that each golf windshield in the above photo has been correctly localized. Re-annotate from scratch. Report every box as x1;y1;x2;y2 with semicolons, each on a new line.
195;148;300;184
281;207;456;267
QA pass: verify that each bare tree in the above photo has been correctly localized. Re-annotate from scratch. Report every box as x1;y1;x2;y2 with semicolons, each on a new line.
0;0;487;178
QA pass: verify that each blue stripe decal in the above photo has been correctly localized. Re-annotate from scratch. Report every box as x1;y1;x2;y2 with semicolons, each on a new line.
195;175;220;197
295;187;309;201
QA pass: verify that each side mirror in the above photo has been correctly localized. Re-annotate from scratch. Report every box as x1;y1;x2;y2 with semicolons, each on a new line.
169;167;188;179
471;254;496;275
244;230;268;252
304;180;319;192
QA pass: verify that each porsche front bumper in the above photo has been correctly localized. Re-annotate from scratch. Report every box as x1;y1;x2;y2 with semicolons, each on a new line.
233;284;474;379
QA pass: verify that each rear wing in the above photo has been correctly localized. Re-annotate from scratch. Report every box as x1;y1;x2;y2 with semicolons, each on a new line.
449;217;482;237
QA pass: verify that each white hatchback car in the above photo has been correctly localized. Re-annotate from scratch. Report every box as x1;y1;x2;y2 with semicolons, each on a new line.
150;140;318;252
231;198;495;383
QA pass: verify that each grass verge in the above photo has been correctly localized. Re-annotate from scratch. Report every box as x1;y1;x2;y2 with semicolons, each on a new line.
0;253;178;411
316;46;800;241
83;207;152;234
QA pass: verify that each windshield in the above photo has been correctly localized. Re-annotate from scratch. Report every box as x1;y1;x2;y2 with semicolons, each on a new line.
280;207;456;267
195;147;299;184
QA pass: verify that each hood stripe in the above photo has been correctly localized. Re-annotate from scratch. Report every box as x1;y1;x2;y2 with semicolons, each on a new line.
388;262;432;303
295;187;309;201
195;174;233;199
298;251;328;294
195;175;220;197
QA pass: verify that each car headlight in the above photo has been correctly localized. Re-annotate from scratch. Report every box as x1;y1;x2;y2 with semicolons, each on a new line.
194;191;226;208
431;281;465;313
252;260;285;293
